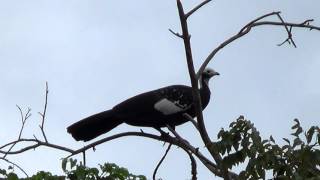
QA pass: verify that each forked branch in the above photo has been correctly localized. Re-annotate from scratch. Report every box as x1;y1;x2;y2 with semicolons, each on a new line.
197;11;320;77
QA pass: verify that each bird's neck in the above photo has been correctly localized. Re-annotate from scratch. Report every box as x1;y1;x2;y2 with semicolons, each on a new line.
199;77;211;108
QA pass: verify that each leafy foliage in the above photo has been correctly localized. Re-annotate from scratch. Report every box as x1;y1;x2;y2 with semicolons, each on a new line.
0;159;146;180
62;158;146;180
214;116;320;179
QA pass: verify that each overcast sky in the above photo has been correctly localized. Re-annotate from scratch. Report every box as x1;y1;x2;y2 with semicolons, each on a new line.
1;0;319;179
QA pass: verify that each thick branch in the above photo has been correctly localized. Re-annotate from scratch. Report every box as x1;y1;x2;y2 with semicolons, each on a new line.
176;1;232;179
176;0;214;155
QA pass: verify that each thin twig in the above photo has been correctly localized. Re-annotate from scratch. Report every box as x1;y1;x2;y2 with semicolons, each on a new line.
0;139;74;155
177;1;236;179
253;20;320;30
153;144;172;180
187;151;197;180
0;157;29;177
185;0;212;19
183;113;199;130
238;11;281;34
38;82;49;143
169;28;183;38
3;106;31;159
276;13;297;47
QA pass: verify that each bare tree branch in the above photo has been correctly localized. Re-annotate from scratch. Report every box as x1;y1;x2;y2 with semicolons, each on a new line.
276;13;296;47
153;143;172;180
166;125;186;143
183;113;199;130
0;139;74;155
168;28;183;38
253;20;320;30
197;12;320;77
185;0;212;19
175;1;232;179
187;151;197;180
3;106;31;159
38;82;49;143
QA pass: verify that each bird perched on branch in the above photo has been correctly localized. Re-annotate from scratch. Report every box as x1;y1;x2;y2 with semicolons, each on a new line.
67;68;219;141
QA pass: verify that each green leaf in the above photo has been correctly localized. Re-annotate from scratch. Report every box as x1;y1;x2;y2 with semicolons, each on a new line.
87;167;99;176
282;145;291;151
217;128;224;139
283;138;290;145
61;158;67;172
293;138;303;148
294;118;300;126
238;115;245;120
306;126;315;144
229;121;237;128
70;158;77;169
7;172;18;180
0;169;6;176
257;165;265;179
270;135;275;143
292;127;303;137
262;140;269;144
233;142;240;151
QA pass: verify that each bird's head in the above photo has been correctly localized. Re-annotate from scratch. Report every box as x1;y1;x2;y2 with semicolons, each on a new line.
200;68;219;87
202;68;219;79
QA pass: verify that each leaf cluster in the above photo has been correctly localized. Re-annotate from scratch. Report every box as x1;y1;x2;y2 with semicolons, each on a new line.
0;159;146;180
213;116;320;179
61;158;146;180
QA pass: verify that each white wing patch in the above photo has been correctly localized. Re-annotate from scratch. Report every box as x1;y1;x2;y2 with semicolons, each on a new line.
154;98;185;115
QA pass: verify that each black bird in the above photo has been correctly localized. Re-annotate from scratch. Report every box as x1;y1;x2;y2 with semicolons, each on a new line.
67;68;219;141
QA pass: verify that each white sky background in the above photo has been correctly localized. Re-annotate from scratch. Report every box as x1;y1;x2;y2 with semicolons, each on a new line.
0;0;319;179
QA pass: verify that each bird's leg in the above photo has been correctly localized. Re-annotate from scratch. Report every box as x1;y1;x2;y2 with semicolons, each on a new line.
154;127;170;138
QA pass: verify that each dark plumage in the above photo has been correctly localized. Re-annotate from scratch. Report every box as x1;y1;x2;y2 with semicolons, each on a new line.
67;68;219;141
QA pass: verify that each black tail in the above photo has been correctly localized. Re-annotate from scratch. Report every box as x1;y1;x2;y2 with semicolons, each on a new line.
67;109;122;141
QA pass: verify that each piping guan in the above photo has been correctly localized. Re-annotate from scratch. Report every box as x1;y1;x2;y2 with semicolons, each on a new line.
67;68;219;141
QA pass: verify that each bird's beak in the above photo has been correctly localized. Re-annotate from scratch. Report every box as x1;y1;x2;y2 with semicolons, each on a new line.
213;72;220;76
